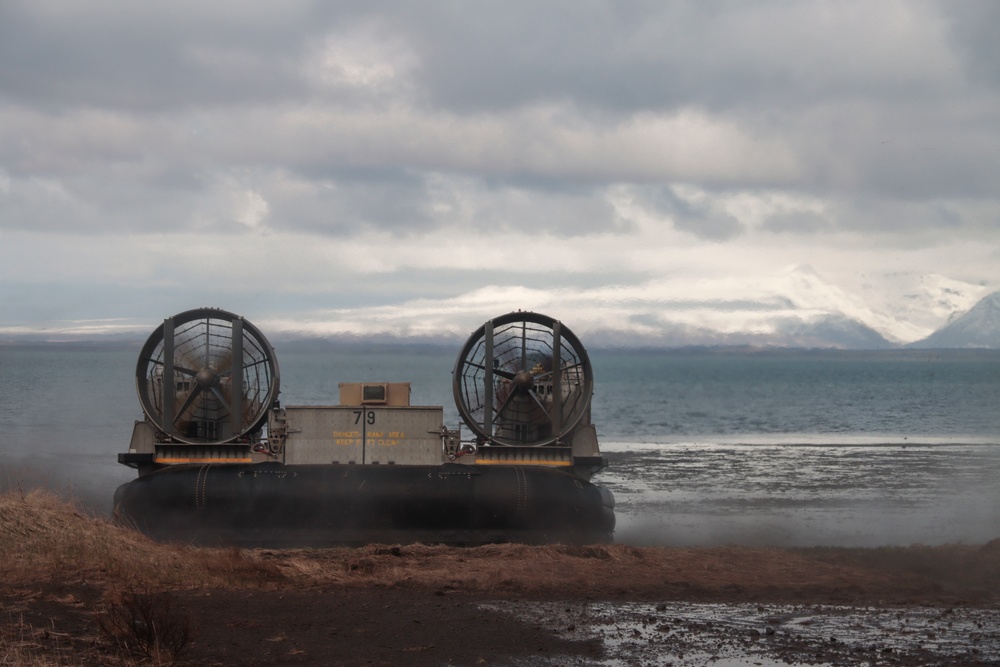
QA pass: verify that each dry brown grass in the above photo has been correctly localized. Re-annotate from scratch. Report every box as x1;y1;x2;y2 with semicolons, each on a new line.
0;489;283;591
1;490;285;666
0;623;64;667
4;489;999;602
251;539;1000;606
255;542;651;592
3;489;999;604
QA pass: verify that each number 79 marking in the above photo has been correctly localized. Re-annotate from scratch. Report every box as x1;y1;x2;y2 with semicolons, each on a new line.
353;410;376;425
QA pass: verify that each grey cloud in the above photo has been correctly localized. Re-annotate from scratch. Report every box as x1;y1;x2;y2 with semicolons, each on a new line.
761;211;834;235
464;177;624;235
0;2;326;111
2;2;968;116
399;2;692;113
0;0;998;312
1;162;225;234
781;99;1000;201
670;201;742;242
246;168;625;238
264;168;434;236
828;196;999;241
234;169;623;239
398;1;964;114
629;185;743;241
946;1;1000;87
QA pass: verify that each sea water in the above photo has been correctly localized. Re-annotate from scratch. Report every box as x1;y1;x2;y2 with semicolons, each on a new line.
1;342;998;547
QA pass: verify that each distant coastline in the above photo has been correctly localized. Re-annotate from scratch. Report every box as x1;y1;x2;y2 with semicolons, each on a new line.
4;333;1000;352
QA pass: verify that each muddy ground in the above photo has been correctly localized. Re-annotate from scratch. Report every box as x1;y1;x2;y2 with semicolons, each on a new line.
4;539;1000;666
2;491;999;665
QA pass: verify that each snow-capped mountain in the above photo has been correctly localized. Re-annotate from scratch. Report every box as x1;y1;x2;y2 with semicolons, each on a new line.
852;272;989;341
542;266;985;349
908;292;1000;348
583;313;893;349
2;268;993;349
263;266;920;349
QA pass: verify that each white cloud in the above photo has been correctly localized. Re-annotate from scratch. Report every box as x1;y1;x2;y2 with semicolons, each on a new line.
306;25;418;92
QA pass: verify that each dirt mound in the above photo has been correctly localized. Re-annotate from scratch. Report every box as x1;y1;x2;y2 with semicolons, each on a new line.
981;536;1000;554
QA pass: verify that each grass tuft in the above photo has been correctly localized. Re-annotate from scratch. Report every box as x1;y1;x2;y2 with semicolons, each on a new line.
95;585;191;664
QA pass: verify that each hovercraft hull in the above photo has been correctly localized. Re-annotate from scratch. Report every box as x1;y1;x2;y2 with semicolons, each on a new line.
113;462;615;547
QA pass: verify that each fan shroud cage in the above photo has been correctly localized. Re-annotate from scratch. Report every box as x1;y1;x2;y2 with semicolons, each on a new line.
453;311;594;447
135;307;280;445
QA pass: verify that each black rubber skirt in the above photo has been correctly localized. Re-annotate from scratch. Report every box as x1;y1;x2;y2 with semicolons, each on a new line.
113;462;615;547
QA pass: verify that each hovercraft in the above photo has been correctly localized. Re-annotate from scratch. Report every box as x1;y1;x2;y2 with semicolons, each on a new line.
114;308;615;546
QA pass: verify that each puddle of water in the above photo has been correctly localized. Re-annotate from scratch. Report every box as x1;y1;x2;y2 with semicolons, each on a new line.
482;600;999;666
601;443;1000;548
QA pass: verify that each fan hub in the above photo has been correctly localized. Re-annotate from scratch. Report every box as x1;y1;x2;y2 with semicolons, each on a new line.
195;367;220;388
514;369;534;392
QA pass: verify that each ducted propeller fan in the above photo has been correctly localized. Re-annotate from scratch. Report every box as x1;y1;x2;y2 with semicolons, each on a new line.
453;311;594;447
135;307;280;444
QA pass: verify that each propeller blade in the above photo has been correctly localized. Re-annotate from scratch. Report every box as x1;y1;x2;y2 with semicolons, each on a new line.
173;385;202;425
527;387;554;424
492;383;519;425
210;386;233;414
465;360;516;380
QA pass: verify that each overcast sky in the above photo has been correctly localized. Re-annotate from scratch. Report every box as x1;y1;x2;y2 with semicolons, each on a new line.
2;1;998;344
